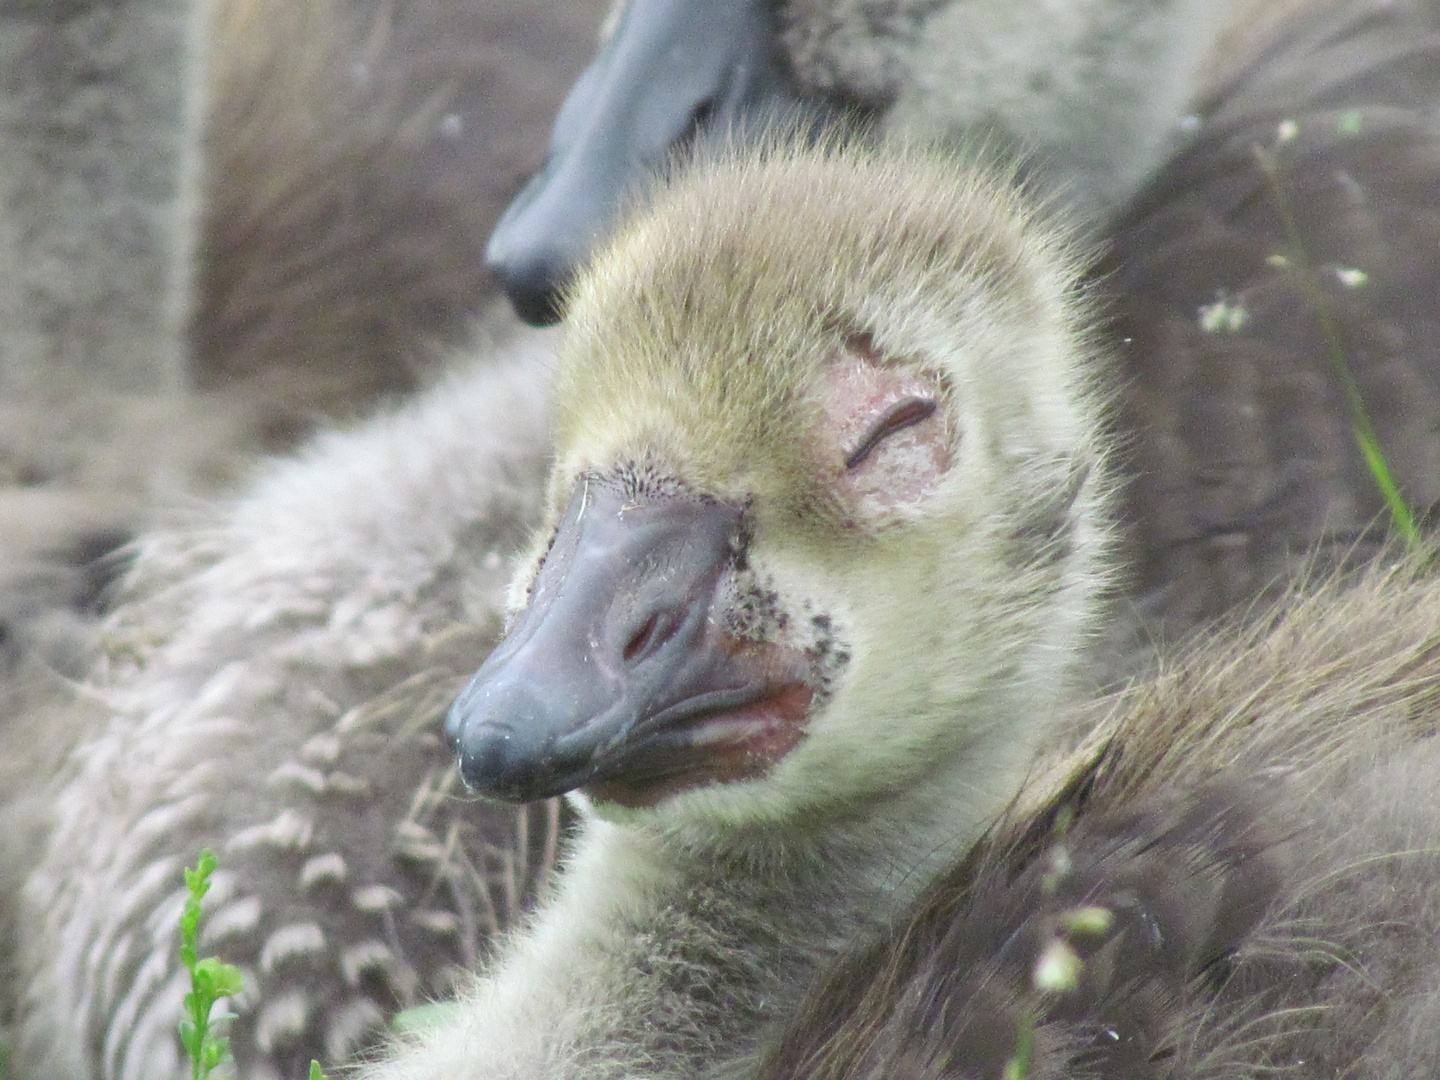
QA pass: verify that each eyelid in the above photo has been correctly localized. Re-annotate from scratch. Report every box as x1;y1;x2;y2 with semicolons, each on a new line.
844;396;938;470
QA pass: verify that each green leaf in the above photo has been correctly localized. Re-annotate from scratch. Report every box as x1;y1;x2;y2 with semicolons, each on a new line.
178;1019;201;1057
194;958;245;997
178;850;245;1080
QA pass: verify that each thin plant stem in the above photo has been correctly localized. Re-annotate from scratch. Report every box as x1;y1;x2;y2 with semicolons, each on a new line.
179;851;244;1080
1254;143;1420;545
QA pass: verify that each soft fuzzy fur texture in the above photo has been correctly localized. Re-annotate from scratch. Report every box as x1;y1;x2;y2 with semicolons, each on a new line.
17;0;1440;1075
14;333;560;1080
774;0;1440;685
492;0;1440;685
359;138;1440;1080
357;143;1113;1080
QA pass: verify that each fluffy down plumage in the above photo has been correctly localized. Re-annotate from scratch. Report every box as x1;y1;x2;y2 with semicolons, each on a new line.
352;142;1440;1080
17;0;1440;1076
15;339;561;1080
0;0;604;1073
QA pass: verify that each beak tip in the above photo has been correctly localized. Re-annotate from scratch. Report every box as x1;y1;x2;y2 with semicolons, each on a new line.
500;279;566;328
484;183;586;327
446;692;517;792
453;722;535;801
447;691;575;802
483;244;567;327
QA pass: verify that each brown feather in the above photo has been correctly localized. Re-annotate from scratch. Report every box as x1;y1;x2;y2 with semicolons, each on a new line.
197;0;604;412
1091;0;1440;678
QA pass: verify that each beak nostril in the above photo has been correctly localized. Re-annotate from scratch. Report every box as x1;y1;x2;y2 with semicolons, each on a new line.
623;611;676;665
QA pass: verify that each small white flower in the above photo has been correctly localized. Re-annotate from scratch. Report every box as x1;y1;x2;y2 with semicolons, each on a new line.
1034;938;1083;992
1199;295;1249;333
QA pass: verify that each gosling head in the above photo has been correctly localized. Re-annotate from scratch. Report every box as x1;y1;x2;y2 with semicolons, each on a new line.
451;144;1112;833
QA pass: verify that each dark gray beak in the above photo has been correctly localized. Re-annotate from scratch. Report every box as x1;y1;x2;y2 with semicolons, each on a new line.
447;479;773;803
485;0;836;325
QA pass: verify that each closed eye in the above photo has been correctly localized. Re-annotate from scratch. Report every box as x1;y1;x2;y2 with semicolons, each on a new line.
844;397;938;469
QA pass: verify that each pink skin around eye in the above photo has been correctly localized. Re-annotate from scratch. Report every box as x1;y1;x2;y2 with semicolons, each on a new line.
816;338;951;516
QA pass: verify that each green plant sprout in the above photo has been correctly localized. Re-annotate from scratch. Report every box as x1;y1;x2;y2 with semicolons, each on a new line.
179;850;330;1080
1000;1015;1034;1080
179;850;244;1080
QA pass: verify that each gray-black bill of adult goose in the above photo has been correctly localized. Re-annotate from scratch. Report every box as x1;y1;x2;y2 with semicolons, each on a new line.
486;0;1440;681
752;557;1440;1079
483;0;841;325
